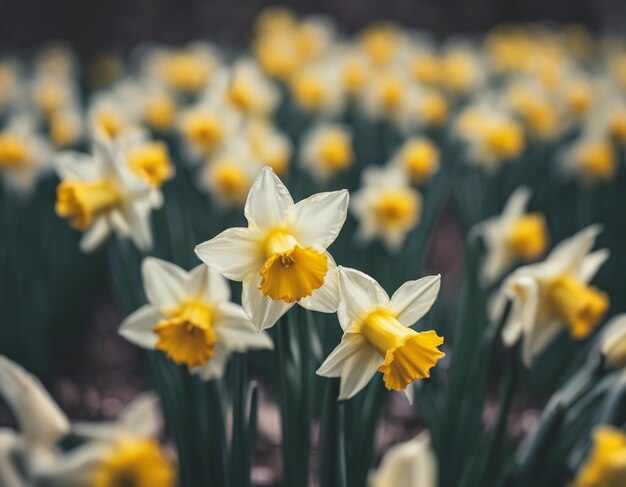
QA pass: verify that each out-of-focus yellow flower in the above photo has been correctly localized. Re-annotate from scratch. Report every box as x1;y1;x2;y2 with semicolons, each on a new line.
440;44;485;96
600;315;626;370
246;119;292;176
55;132;154;252
410;51;441;86
88;93;135;140
49;108;83;148
391;136;440;185
317;267;444;401
300;122;354;183
31;74;75;118
254;31;301;80
361;69;410;122
359;23;405;67
475;186;549;285
351;167;421;252
402;87;449;130
573;425;626;487
35;44;76;78
293;15;336;61
337;46;370;96
370;432;437;487
485;27;535;74
558;135;617;184
290;62;344;115
144;91;176;132
491;225;609;366
196;167;348;330
504;79;561;140
254;6;297;36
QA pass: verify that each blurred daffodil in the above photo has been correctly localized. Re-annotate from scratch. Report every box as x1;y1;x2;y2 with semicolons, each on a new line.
195;166;349;330
572;425;626;487
55;132;154;252
317;267;444;401
475;186;549;285
300;122;354;183
120;258;273;377
224;59;279;117
245;119;292;175
361;69;410;122
491;225;609;366
290;61;345;116
88;93;135;140
391;136;440;186
351;166;422;253
49;106;84;148
600;315;626;370
558;134;617;184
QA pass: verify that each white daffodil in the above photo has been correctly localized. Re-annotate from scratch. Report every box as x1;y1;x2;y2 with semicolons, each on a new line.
88;92;137;141
0;355;70;486
299;122;354;183
30;72;79;120
400;86;449;132
370;432;437;487
119;257;273;379
35;393;176;487
351;166;422;253
317;267;444;401
114;127;175;208
475;186;549;285
600;314;626;370
245;118;292;176
48;105;84;149
201;137;262;208
439;41;486;97
557;132;617;184
491;225;610;366
290;61;345;116
360;68;412;124
390;136;440;186
54;131;154;252
195;166;349;331
0;115;52;195
113;79;178;133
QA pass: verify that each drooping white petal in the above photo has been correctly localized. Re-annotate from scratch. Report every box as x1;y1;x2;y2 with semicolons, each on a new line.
390;275;441;327
191;345;230;381
317;334;368;377
195;227;264;281
0;356;69;446
141;257;188;312
287;190;349;249
242;275;294;331
500;186;531;223
337;267;390;331
118;304;162;349
54;151;103;181
501;276;539;347
298;252;340;313
337;345;383;401
79;217;110;253
543;224;602;276
577;248;610;284
244;166;294;230
187;264;231;305
118;392;163;439
123;203;153;251
214;302;274;352
522;318;564;367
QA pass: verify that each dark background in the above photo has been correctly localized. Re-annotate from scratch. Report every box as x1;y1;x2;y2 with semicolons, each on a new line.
0;0;625;59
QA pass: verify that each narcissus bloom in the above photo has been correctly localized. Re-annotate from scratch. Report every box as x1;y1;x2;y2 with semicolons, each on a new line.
600;315;626;370
491;225;610;366
475;186;549;285
558;134;617;184
222;58;279;117
370;432;437;487
195;166;349;330
37;394;175;487
55;132;153;252
573;425;626;487
351;166;422;253
246;119;292;176
290;61;345;116
300;122;354;183
120;258;272;379
317;267;444;401
391;136;440;186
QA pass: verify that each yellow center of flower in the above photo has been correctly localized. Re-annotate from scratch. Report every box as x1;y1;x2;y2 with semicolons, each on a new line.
376;193;418;229
154;301;215;368
127;142;172;188
292;74;324;111
484;122;524;159
50;112;79;148
214;163;248;202
94;440;175;487
568;85;592;117
55;180;121;231
166;54;207;92
35;81;65;115
343;60;366;93
361;28;398;66
506;214;549;261
379;76;403;110
319;132;353;170
357;309;445;391
442;54;472;93
259;229;328;303
402;140;439;184
228;78;254;113
574;427;626;487
411;56;441;85
97;111;121;139
145;96;175;131
421;91;448;127
548;275;609;339
183;113;223;151
581;143;617;181
0;134;30;168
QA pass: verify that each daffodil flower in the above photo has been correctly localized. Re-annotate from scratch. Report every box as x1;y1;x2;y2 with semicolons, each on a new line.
600;314;626;370
317;267;445;401
88;93;136;140
36;393;176;487
290;61;345;116
300;122;354;183
0;355;70;486
491;225;610;366
475;186;549;285
557;133;617;184
572;425;626;487
119;257;273;378
195;166;349;331
370;432;437;487
245;119;292;176
54;130;154;252
390;136;440;186
351;166;422;253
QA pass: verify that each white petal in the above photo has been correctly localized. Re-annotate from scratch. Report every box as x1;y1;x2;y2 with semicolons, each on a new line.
191;346;230;381
242;275;294;331
54;151;102;181
214;302;274;352
244;166;294;230
287;190;349;249
195;227;263;281
118;304;161;349
544;224;602;276
522;318;563;367
317;334;367;377
298;252;340;313
501;186;531;222
0;356;69;446
390;275;441;327
79;217;110;253
35;441;113;486
577;249;609;284
501;276;539;347
141;257;188;311
0;430;25;487
187;264;231;305
337;267;390;331
118;392;163;439
338;345;383;401
404;385;414;404
123;203;153;251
